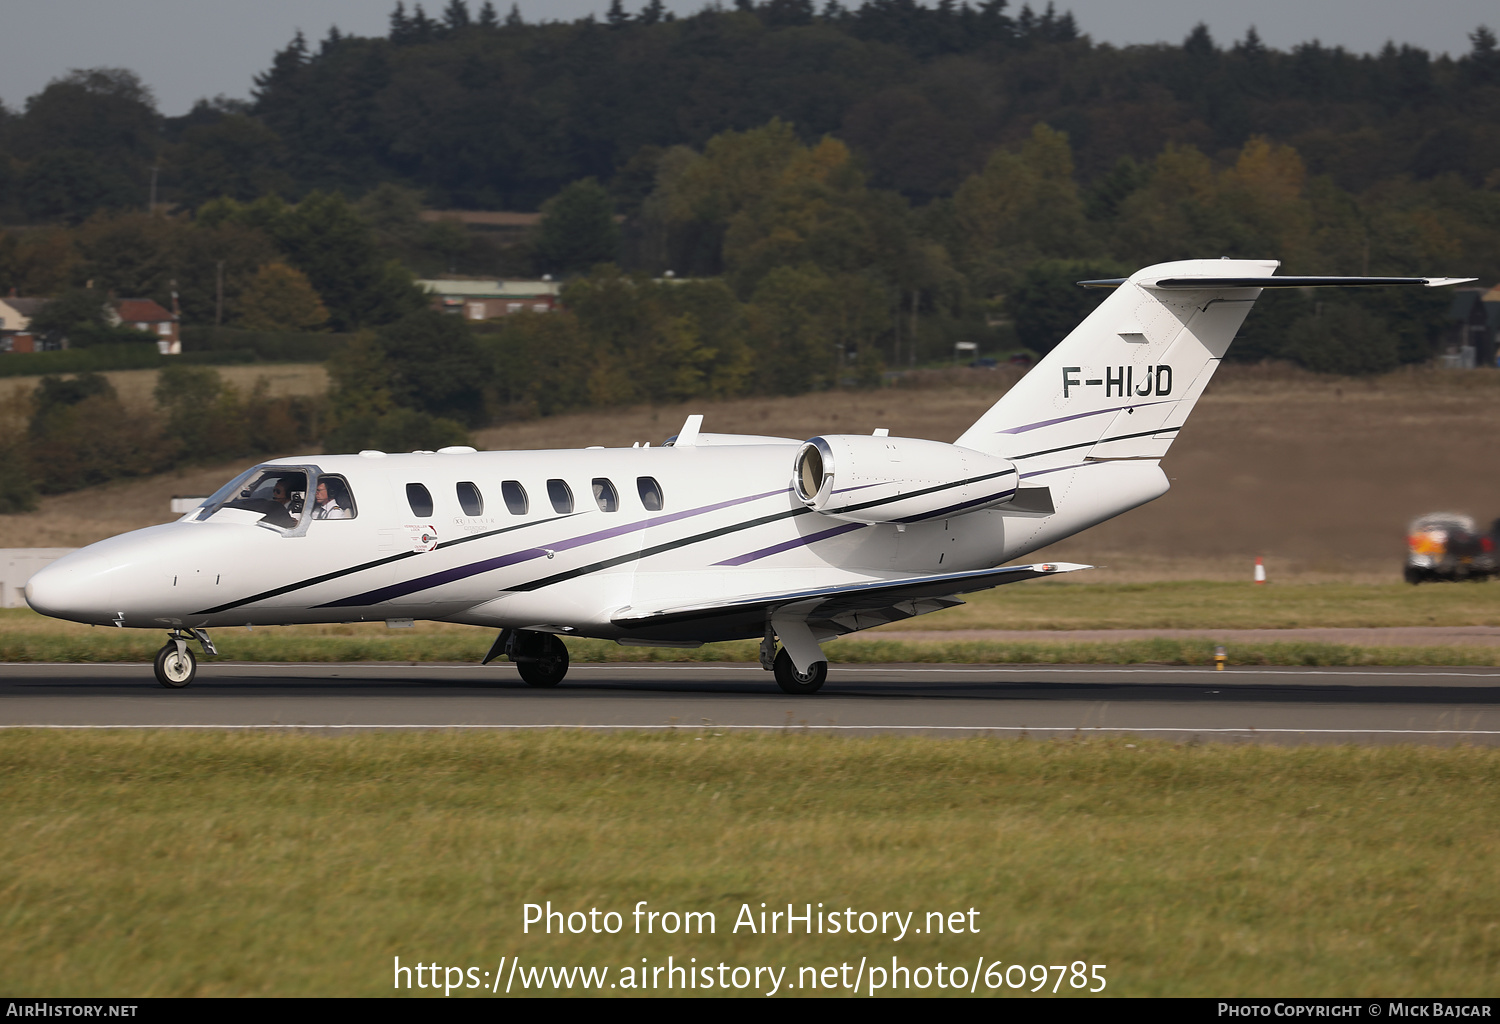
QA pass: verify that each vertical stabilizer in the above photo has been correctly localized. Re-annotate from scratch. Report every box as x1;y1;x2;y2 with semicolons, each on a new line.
956;259;1276;468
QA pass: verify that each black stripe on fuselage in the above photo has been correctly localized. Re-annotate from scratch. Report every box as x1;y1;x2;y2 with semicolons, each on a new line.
192;514;575;615
205;466;1044;614
310;471;1016;602
506;469;1033;594
1013;426;1179;462
507;506;818;592
507;469;1025;594
833;467;1016;516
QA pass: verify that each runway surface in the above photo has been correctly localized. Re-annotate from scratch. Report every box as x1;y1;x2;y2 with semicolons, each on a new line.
2;661;1499;745
871;625;1500;646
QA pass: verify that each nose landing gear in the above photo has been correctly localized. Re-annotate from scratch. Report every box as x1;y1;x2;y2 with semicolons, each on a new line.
153;628;217;688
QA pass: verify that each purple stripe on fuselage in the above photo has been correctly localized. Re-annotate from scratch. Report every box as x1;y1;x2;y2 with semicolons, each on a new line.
319;486;791;608
997;399;1175;435
714;521;868;566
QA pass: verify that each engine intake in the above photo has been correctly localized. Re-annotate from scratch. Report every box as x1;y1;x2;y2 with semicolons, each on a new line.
793;435;1019;524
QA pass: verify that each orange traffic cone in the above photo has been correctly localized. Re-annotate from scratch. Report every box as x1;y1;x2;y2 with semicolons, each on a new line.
1254;556;1266;585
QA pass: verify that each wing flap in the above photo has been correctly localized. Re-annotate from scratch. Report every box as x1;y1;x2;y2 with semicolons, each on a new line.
611;561;1089;641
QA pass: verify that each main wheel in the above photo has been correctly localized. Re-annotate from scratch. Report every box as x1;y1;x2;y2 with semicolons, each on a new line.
154;642;196;688
773;648;826;695
517;634;569;688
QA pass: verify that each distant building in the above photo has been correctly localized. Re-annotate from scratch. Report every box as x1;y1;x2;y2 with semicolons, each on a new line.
417;279;563;320
107;298;180;354
0;297;48;353
1444;287;1500;368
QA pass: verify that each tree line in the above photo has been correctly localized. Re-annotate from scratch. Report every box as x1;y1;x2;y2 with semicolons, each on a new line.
1;1;1497;511
2;1;1497;221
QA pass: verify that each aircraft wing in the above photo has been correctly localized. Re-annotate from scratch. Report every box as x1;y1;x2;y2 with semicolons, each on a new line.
611;561;1089;643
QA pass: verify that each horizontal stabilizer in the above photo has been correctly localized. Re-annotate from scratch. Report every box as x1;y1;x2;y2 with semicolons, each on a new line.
613;561;1089;641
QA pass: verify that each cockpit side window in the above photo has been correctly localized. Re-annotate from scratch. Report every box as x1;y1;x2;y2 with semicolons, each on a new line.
313;475;357;520
196;463;327;535
215;469;307;528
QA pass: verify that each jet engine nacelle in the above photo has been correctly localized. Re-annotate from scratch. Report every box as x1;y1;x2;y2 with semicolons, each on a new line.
793;435;1019;524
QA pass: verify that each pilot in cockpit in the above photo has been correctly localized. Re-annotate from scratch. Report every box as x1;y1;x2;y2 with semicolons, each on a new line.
312;479;349;519
252;474;304;528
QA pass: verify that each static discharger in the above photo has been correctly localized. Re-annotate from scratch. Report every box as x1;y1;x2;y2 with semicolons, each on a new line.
1254;556;1266;585
1214;645;1227;672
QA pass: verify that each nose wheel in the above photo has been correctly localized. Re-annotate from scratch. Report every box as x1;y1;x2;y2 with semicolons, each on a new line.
153;629;216;688
154;641;196;688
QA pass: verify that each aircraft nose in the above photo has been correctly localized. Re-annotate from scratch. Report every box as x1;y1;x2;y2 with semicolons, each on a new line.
25;556;115;624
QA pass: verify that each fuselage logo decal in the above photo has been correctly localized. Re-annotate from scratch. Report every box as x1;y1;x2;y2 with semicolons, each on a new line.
1063;365;1172;399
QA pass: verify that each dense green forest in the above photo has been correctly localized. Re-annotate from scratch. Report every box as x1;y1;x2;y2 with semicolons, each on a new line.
5;1;1499;215
1;1;1499;508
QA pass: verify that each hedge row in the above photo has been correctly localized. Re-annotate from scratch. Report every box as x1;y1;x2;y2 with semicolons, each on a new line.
181;326;354;363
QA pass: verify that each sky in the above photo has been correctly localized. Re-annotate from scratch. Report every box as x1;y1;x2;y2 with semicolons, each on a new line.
1;0;1495;117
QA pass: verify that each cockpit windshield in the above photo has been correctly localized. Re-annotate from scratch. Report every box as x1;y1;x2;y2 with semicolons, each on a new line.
195;466;315;530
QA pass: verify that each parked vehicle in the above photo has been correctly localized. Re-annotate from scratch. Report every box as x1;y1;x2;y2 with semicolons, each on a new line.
1404;512;1499;583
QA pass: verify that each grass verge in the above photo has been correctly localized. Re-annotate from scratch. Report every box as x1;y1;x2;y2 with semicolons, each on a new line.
915;580;1500;630
1;731;1496;996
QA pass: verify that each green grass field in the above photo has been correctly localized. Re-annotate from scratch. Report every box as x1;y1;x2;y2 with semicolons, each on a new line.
921;579;1500;630
2;731;1496;997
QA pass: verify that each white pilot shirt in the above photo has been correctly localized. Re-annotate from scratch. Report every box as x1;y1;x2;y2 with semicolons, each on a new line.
313;500;349;520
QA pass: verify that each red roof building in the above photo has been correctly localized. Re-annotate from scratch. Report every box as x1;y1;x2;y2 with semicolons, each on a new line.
108;298;180;354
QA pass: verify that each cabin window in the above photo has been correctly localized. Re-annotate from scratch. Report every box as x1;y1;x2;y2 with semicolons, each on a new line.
502;480;528;515
547;479;573;514
456;481;483;516
637;476;664;512
313;475;357;519
406;483;434;518
592;478;619;512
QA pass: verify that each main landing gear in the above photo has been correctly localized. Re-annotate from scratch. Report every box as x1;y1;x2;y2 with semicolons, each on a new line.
772;648;827;694
486;629;571;687
153;628;217;688
762;629;828;695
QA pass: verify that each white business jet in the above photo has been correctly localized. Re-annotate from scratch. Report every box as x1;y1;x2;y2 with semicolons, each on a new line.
25;259;1472;692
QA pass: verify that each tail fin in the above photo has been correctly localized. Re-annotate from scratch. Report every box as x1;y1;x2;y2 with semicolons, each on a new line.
957;260;1476;468
956;259;1274;466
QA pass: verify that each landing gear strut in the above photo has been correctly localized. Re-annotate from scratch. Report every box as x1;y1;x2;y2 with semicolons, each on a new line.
492;629;571;687
153;628;216;688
